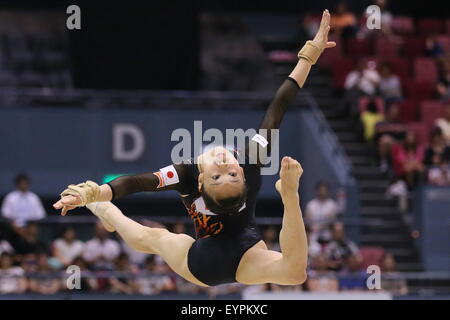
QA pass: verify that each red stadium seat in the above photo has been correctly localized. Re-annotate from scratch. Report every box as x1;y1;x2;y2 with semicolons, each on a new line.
403;79;434;100
384;58;410;82
414;57;438;83
358;96;385;114
318;34;343;68
374;37;399;59
360;247;385;270
421;100;444;128
398;99;419;123
346;38;372;57
407;122;429;146
418;18;444;35
330;57;354;90
391;16;414;34
402;37;426;58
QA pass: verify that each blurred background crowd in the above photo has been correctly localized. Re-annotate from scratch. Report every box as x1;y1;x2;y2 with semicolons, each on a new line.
0;174;406;297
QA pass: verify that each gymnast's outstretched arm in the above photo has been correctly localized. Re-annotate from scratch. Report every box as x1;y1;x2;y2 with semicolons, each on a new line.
53;163;194;215
254;9;336;159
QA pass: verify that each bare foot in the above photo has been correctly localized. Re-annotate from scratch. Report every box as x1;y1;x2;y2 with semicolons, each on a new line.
275;156;303;197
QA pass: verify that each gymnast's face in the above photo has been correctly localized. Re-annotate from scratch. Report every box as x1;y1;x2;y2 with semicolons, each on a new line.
198;146;245;199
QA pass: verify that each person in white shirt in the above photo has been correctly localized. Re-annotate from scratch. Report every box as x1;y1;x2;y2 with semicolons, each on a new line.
345;60;380;96
340;60;380;117
0;252;27;294
435;103;450;146
379;62;402;102
305;181;339;239
52;226;84;266
1;174;46;228
82;221;121;269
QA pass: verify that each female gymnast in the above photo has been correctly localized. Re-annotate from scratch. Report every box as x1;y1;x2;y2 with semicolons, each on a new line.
53;10;336;287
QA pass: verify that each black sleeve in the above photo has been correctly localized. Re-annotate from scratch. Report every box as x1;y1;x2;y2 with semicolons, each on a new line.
107;163;196;200
259;77;300;133
245;77;300;167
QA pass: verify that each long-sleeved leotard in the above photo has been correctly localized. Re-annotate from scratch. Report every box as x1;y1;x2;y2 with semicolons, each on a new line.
107;77;300;239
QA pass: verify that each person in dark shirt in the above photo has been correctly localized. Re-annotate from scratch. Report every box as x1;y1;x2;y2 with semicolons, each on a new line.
53;10;336;287
374;103;407;172
424;128;450;166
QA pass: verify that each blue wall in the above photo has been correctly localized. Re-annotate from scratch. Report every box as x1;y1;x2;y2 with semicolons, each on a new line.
0;107;358;226
412;186;450;272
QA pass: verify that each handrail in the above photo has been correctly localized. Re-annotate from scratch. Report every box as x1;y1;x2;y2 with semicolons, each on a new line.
302;90;354;185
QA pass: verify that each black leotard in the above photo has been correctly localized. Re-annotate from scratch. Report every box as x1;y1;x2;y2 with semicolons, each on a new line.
107;77;300;285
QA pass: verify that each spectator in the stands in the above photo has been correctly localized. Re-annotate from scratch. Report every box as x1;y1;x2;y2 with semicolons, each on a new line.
0;239;14;256
345;60;380;97
305;181;339;242
391;130;425;188
378;62;402;103
21;253;39;274
330;1;357;39
427;153;450;186
9;222;48;256
108;253;139;294
360;98;385;143
136;255;175;295
424;128;450;166
435;103;450;144
375;0;393;35
52;226;84;266
262;225;280;252
426;33;445;58
0;225;14;256
1;174;46;228
342;60;380;117
375;103;407;172
305;254;338;292
360;0;394;39
436;59;450;100
0;252;27;294
380;253;408;295
338;254;367;291
324;222;360;272
306;226;322;262
28;252;61;295
82;222;121;270
70;256;98;292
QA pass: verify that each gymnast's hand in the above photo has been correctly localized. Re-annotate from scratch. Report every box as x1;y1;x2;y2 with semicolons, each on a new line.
53;195;82;216
53;180;101;216
312;9;336;51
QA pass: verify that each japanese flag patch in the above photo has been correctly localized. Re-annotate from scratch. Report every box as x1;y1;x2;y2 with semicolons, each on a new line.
154;165;179;188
